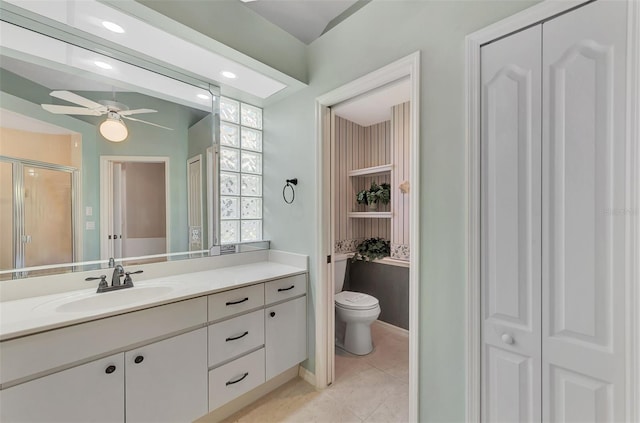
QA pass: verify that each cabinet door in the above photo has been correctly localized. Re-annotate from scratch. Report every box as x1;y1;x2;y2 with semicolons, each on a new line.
0;353;124;423
542;1;628;421
265;296;307;380
125;328;208;423
480;24;542;423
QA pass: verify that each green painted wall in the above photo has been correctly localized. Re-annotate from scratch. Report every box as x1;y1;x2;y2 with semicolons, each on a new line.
0;68;208;259
259;1;540;421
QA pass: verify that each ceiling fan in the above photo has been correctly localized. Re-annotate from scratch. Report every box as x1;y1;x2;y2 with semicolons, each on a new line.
41;90;173;142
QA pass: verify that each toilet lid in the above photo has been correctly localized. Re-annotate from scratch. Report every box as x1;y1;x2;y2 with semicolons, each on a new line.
335;291;379;310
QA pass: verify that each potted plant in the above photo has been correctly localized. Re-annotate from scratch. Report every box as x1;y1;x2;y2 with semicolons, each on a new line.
352;237;390;262
356;182;391;211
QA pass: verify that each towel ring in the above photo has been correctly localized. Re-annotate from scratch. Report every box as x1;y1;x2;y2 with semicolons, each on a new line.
283;178;297;204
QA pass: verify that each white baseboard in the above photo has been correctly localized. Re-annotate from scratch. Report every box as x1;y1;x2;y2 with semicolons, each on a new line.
298;365;316;387
195;366;299;423
374;319;409;338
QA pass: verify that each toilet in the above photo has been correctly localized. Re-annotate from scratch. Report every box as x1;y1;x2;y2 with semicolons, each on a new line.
334;257;381;355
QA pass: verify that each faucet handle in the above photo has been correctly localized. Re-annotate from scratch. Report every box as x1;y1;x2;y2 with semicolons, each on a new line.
123;270;143;286
86;275;108;292
85;275;107;282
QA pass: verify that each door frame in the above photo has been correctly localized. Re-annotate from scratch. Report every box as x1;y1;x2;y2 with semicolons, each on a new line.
99;156;170;260
315;51;420;421
464;1;640;421
187;154;203;251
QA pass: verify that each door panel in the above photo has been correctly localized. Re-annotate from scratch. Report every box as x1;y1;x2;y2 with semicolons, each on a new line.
542;0;627;420
486;346;535;422
481;24;542;423
0;161;14;271
23;165;73;267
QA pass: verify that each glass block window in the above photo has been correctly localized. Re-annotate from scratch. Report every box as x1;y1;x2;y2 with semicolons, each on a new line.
220;97;263;243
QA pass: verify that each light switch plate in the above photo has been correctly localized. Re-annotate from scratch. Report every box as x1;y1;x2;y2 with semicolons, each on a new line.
85;206;93;216
86;221;95;230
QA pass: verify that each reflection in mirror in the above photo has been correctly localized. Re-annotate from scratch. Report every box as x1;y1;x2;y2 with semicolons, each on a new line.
0;23;220;279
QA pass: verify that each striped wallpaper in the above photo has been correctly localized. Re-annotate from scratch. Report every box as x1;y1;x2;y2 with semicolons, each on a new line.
333;102;411;260
334;116;390;252
390;102;410;260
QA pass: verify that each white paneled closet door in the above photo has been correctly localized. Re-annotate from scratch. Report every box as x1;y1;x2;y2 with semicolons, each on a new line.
480;25;542;422
542;1;628;421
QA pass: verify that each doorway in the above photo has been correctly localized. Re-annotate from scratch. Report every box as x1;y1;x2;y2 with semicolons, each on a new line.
0;158;78;273
315;52;420;421
100;156;169;260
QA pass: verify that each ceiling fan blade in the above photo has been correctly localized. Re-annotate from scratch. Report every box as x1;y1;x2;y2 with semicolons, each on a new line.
49;90;104;110
119;108;157;116
122;116;173;130
41;104;103;116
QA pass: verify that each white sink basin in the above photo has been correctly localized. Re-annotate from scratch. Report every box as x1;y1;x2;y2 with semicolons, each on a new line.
34;285;176;314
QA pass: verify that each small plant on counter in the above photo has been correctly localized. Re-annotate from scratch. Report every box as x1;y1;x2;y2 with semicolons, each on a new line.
352;237;391;262
356;182;391;210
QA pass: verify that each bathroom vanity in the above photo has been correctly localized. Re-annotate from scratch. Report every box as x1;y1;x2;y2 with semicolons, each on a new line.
0;256;308;423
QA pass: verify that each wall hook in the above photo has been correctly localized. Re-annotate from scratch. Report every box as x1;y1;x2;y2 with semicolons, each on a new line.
283;178;298;204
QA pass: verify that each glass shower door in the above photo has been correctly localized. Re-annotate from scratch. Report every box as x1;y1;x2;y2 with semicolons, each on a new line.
22;165;73;267
0;161;14;271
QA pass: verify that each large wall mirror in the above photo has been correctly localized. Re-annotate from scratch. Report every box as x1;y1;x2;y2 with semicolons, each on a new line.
0;8;233;279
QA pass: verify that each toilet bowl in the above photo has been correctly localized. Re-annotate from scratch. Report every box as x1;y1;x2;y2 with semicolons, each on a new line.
334;257;381;355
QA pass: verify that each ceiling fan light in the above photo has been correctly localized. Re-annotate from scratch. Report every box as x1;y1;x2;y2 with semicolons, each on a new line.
100;116;128;142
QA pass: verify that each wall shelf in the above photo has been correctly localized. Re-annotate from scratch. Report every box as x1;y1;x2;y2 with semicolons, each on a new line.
348;164;392;177
348;212;392;219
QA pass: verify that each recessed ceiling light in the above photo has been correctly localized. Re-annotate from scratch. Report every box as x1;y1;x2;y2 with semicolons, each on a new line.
197;94;210;100
220;71;237;79
102;21;125;33
94;61;113;70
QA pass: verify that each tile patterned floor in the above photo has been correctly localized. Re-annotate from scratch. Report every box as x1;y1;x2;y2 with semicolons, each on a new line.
222;322;409;423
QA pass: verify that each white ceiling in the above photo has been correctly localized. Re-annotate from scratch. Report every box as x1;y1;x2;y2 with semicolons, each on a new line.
332;77;411;127
1;56;123;92
241;0;359;44
4;0;288;100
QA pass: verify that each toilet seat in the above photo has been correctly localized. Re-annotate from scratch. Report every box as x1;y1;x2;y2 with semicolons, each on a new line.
335;291;379;310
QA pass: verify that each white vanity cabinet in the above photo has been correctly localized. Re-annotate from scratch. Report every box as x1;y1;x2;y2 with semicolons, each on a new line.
0;267;309;421
206;273;307;411
0;297;208;423
125;328;208;423
265;275;307;380
0;354;124;423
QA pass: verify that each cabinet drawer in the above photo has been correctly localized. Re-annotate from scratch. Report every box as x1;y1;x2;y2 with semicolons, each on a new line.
208;348;265;411
208;310;264;367
208;284;264;322
265;274;306;305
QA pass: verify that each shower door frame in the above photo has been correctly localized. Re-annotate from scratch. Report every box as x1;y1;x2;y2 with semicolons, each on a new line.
1;156;80;270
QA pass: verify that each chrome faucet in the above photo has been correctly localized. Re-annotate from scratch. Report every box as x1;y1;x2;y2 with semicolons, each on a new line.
86;264;143;293
112;265;124;287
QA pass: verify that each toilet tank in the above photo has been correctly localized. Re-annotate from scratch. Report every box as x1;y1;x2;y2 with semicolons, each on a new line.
334;257;347;293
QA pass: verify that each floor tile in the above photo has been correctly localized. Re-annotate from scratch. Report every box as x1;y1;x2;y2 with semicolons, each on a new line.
221;322;408;423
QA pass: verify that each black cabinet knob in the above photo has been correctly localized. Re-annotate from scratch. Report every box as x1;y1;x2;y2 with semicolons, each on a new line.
134;355;144;364
270;311;276;317
105;365;116;374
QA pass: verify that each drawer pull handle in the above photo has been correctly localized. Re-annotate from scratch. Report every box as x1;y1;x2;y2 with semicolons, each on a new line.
134;355;144;364
226;297;249;306
226;331;249;342
270;311;276;317
226;372;249;386
277;285;295;292
105;365;116;374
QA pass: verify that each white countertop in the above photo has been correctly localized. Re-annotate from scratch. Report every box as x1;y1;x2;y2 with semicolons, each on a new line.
0;261;306;341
